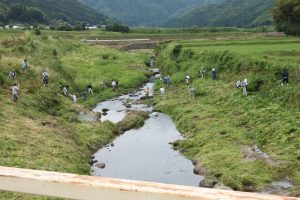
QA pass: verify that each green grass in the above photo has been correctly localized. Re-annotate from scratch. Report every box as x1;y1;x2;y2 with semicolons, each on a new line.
0;28;299;198
155;38;300;196
181;41;300;57
0;30;149;199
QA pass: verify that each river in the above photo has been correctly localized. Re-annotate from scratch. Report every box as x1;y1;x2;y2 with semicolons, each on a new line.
91;80;202;186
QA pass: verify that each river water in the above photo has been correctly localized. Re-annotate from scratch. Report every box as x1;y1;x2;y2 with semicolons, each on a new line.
91;81;202;186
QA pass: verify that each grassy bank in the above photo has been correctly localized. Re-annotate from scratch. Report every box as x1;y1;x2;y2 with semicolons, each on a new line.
154;38;300;196
0;30;149;199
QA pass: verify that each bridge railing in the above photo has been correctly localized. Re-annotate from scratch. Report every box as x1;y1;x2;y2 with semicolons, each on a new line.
0;166;298;200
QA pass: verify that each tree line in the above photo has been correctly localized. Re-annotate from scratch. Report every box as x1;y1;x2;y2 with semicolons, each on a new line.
273;0;300;36
0;2;129;32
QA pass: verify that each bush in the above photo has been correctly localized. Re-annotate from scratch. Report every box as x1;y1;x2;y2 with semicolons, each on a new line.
106;23;130;33
248;76;265;92
171;45;182;60
52;20;73;31
0;73;8;86
102;54;110;60
53;49;58;57
34;28;41;36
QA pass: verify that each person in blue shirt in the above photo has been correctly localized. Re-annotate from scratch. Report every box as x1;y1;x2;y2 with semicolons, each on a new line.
212;68;217;80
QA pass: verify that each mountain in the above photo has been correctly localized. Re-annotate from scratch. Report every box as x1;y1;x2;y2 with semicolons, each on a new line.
163;0;276;28
0;0;108;25
79;0;222;27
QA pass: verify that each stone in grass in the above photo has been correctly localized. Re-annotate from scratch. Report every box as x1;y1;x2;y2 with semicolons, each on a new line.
89;159;98;165
199;178;218;188
48;108;57;116
95;163;106;169
193;164;206;175
214;182;233;190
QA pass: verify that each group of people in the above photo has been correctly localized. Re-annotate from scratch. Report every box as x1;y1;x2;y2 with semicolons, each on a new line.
61;79;121;103
60;86;76;103
199;67;217;80
158;84;195;99
161;66;290;100
9;57;291;103
236;79;248;95
9;59;50;102
149;56;156;67
163;75;172;86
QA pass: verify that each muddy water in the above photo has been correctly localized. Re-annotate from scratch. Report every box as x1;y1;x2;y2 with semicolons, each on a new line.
91;82;202;186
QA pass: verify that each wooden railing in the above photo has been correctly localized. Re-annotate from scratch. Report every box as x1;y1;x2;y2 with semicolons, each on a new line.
0;166;298;200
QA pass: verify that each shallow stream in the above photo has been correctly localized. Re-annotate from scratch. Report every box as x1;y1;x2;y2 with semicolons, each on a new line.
91;81;202;186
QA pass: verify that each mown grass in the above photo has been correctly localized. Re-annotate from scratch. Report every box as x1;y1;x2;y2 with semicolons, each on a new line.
0;30;149;199
154;38;300;196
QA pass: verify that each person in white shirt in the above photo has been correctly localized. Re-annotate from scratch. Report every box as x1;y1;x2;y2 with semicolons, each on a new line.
69;94;77;103
242;79;248;96
42;70;49;86
185;75;191;85
12;83;19;102
236;80;242;89
160;87;165;98
111;80;116;90
189;87;196;99
200;67;206;79
9;70;17;79
62;86;68;96
21;59;29;73
87;83;93;95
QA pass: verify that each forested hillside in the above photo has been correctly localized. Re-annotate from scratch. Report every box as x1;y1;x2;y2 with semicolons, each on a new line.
164;0;275;28
0;0;107;25
79;0;221;26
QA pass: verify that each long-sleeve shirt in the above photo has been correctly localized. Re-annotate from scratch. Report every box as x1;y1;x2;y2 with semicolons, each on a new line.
12;86;19;95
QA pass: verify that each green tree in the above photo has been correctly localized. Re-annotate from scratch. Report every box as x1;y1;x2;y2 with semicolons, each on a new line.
106;23;129;33
273;0;300;36
54;20;73;31
34;28;41;35
74;22;88;30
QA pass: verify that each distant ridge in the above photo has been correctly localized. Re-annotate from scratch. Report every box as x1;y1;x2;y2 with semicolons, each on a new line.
0;0;108;25
163;0;276;28
79;0;221;26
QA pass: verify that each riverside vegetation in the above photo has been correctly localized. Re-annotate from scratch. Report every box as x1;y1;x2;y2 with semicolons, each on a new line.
0;29;299;199
154;38;300;196
0;30;149;199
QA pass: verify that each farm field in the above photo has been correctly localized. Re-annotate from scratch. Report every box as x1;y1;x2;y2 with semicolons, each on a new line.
179;39;300;59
